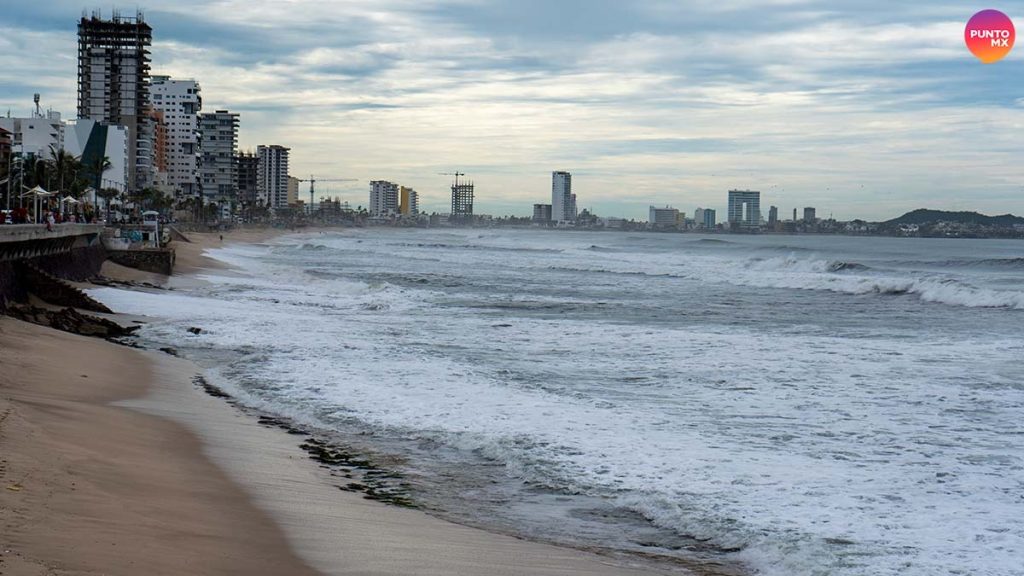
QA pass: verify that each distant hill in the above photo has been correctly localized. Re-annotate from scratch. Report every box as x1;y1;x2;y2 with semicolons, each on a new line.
885;209;1024;227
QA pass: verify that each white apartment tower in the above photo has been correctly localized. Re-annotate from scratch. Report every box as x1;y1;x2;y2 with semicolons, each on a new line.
552;171;573;222
199;110;239;203
150;76;201;198
369;181;400;216
257;145;290;209
77;12;152;191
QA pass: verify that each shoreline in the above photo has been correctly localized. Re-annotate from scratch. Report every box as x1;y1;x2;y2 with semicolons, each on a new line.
1;228;739;576
0;317;320;575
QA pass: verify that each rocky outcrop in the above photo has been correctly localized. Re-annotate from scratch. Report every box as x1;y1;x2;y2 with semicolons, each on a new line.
4;305;138;338
17;262;112;314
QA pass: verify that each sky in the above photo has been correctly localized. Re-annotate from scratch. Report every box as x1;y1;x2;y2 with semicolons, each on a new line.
0;1;1021;220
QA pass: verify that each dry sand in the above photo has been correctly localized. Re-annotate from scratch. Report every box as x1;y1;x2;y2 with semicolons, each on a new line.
0;318;319;576
98;226;290;285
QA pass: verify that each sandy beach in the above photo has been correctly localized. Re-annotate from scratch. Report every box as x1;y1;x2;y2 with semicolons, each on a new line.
0;318;319;575
0;229;729;576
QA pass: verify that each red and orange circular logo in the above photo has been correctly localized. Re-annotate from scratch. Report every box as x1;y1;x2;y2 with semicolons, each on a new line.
965;9;1015;63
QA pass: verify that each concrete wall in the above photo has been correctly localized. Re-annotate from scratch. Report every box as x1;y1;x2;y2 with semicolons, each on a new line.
0;225;106;308
0;243;107;309
106;248;175;275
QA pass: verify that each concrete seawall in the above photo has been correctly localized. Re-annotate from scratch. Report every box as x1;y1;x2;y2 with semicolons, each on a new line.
106;248;175;276
0;225;107;308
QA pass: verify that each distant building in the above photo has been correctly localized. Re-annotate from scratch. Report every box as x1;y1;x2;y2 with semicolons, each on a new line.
151;76;201;199
399;186;419;215
0;128;10;169
0;112;66;160
551;171;572;222
451;181;474;222
78;12;152;191
727;189;761;229
369;180;399;216
257;144;290;209
199;110;239;204
532;203;552;223
147;107;168;193
64;119;129;192
804;207;817;223
700;208;717;229
768;206;778;226
235;151;258;205
793;208;798;222
599;217;626;229
649;205;680;228
287;176;300;206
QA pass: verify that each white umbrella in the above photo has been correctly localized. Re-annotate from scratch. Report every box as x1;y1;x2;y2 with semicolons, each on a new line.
20;185;54;223
20;185;53;198
61;195;81;204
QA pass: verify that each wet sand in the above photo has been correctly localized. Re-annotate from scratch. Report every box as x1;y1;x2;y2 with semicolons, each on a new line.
0;228;727;576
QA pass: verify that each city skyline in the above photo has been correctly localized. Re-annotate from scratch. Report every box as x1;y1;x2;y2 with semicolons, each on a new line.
0;2;1021;220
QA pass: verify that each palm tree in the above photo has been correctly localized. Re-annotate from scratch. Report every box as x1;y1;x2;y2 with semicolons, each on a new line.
47;145;82;194
84;156;112;212
21;155;47;189
85;155;112;190
96;187;120;223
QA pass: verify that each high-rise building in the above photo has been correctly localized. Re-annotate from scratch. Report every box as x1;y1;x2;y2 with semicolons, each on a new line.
768;206;779;226
793;208;798;222
400;186;419;216
727;189;761;228
451;181;474;223
803;207;817;223
551;171;572;222
287;176;300;206
77;11;152;191
369;180;399;216
532;203;552;223
257;145;290;209
150;76;201;199
235;151;258;206
147;107;168;193
649;205;680;228
199;110;238;204
703;208;717;229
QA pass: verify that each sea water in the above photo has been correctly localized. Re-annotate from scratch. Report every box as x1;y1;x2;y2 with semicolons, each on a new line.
91;229;1024;576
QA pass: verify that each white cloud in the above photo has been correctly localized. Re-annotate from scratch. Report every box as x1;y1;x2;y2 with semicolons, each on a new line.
0;1;1019;219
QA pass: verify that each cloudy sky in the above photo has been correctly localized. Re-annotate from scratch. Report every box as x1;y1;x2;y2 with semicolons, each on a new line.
1;1;1020;220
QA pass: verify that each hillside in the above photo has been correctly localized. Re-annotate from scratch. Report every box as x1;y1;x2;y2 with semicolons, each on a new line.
884;209;1024;227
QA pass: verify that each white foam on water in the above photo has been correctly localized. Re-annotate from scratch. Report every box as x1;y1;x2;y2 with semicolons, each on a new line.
89;232;1024;576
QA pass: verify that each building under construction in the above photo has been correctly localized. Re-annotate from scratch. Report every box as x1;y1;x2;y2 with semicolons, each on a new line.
450;181;474;223
77;10;152;192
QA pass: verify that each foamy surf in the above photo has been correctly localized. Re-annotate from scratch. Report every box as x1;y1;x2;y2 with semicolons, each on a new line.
91;229;1024;576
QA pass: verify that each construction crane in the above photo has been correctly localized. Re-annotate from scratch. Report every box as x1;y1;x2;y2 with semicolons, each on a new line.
297;175;357;213
440;171;475;222
438;171;466;187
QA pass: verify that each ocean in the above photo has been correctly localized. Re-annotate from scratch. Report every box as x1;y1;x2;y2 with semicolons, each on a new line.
92;229;1024;576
